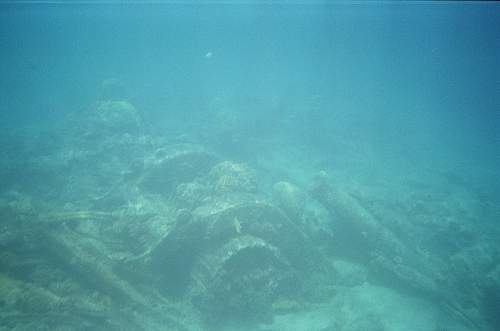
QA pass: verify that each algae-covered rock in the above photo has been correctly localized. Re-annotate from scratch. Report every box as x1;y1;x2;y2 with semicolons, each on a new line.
208;161;257;194
272;181;306;221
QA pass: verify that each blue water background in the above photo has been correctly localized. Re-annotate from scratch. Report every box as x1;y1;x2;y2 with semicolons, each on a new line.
1;2;499;205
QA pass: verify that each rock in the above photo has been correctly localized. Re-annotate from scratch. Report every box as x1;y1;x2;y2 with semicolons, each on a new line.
272;181;305;221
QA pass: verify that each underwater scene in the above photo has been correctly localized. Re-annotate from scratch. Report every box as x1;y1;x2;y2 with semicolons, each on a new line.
0;2;499;331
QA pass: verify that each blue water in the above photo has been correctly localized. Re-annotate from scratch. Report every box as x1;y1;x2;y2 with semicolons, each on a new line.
0;2;499;331
2;3;499;167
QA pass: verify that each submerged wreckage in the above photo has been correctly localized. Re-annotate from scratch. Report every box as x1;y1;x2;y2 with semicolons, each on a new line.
0;95;498;331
